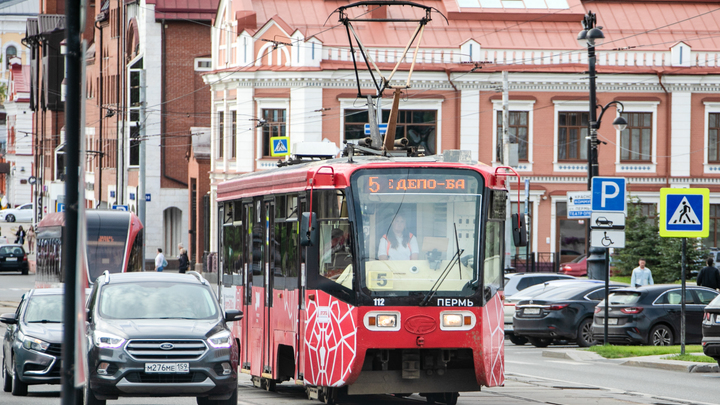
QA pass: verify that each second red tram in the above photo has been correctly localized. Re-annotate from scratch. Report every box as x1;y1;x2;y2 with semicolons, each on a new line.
217;154;515;404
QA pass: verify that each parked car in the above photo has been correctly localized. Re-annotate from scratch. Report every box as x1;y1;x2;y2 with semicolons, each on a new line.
594;285;718;346
702;293;720;365
560;255;587;277
1;288;63;396
0;203;33;222
0;245;29;275
514;281;628;347
85;271;242;405
504;279;592;345
504;272;575;297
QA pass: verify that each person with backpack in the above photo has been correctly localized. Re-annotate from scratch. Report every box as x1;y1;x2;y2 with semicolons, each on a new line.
697;257;720;290
155;248;167;272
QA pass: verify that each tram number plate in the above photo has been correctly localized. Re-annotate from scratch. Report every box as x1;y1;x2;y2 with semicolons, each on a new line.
5;257;16;261
368;271;393;290
523;308;540;315
145;363;189;373
607;318;618;325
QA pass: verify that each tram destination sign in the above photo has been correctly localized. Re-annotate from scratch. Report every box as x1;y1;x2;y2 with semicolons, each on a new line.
363;174;479;194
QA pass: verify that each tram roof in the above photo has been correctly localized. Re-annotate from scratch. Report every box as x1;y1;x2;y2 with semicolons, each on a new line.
217;154;504;201
37;209;142;229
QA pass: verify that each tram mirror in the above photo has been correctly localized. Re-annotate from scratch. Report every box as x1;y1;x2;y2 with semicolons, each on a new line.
512;213;527;247
300;212;318;247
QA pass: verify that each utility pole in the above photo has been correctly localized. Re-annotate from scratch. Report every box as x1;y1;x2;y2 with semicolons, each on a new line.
138;70;146;270
502;71;509;166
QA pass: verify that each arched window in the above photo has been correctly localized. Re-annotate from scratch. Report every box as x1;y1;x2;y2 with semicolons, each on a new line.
5;45;17;67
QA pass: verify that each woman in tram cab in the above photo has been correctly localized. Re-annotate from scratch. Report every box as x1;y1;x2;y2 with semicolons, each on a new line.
378;212;419;260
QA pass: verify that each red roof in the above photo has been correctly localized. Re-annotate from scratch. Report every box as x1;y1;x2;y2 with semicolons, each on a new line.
147;0;220;21
9;63;30;102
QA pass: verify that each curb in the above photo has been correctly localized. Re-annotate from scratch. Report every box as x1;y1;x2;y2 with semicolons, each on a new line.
542;349;604;362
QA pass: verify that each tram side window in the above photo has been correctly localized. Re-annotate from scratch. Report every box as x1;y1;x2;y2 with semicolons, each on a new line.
127;229;143;272
223;224;243;275
483;220;503;301
316;190;353;288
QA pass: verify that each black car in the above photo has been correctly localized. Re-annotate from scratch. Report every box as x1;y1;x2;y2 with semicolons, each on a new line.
1;288;63;396
0;244;29;275
85;271;243;405
702;293;720;365
594;285;718;346
514;281;628;347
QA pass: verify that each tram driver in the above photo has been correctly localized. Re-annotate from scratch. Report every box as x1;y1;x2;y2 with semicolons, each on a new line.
378;212;419;261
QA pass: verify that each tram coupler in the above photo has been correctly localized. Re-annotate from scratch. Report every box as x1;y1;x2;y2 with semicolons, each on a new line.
402;351;421;379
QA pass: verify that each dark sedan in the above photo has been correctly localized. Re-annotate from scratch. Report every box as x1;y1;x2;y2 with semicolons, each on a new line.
1;288;63;396
703;294;720;365
514;281;628;347
0;245;28;275
594;285;718;346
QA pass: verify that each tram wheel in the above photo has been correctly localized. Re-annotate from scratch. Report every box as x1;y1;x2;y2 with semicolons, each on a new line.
322;388;336;405
265;379;276;392
441;392;459;405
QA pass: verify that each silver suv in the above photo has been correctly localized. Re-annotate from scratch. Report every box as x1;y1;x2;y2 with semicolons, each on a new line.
84;272;242;405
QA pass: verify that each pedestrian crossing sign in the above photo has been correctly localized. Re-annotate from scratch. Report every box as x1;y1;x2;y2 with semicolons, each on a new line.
270;136;290;157
659;188;709;237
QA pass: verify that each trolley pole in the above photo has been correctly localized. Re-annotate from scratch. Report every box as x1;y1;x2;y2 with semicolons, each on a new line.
138;70;147;270
61;0;81;403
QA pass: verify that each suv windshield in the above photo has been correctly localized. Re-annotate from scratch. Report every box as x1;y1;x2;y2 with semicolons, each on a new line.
352;168;484;297
25;294;63;323
99;282;219;320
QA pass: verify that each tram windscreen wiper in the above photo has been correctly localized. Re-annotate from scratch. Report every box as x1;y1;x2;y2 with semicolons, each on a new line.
420;224;464;306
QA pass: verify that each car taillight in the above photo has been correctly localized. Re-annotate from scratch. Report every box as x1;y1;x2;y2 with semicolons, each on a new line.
704;312;713;322
562;266;571;272
504;302;516;307
544;304;569;310
22;255;27;261
620;307;643;314
594;306;603;313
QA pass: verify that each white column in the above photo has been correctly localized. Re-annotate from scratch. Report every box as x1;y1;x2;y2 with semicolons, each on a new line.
236;85;254;172
460;89;480;161
671;91;692;177
290;87;323;144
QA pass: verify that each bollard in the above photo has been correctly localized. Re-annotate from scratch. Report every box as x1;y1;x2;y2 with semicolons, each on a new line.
586;247;606;280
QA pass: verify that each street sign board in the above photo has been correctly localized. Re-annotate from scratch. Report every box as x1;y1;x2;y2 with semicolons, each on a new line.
591;177;627;213
145;193;151;202
591;229;626;249
364;123;388;135
112;205;129;212
567;191;591;218
590;212;625;229
659;188;709;238
270;136;290;157
57;203;65;212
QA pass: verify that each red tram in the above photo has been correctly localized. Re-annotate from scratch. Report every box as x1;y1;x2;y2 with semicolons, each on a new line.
35;210;144;288
217;152;517;404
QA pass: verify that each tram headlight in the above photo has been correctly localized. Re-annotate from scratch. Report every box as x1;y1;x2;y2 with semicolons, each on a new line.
442;314;463;328
376;315;397;328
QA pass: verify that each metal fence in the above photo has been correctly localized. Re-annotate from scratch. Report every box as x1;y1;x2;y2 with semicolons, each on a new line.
507;252;560;273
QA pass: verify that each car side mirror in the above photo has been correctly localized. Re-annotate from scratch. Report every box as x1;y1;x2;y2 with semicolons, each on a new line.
0;313;17;325
512;213;527;247
300;212;318;247
225;309;243;322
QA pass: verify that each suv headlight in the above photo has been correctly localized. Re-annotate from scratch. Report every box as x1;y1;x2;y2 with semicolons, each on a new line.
93;331;126;348
18;331;50;352
207;330;232;348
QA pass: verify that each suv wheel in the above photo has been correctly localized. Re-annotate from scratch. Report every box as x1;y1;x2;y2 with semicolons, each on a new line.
576;318;596;347
650;325;673;346
508;335;528;345
85;384;106;405
2;357;11;392
218;385;238;405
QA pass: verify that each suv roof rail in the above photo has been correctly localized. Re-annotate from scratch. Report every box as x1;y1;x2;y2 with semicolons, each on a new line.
102;270;111;285
186;271;207;285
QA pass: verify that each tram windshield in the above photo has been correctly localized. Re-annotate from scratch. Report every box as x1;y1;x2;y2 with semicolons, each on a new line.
352;168;484;296
86;218;129;280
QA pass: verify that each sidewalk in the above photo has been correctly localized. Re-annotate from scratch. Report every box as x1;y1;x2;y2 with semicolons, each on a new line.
543;348;720;373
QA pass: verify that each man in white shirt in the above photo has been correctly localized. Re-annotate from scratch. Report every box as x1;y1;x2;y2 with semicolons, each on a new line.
631;258;654;288
155;248;166;272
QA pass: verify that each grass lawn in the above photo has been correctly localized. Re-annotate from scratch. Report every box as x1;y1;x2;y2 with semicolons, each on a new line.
586;344;704;358
609;276;631;285
663;354;717;363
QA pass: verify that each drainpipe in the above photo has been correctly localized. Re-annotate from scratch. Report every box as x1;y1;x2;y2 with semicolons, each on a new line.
161;19;188;187
95;20;103;207
657;71;670;188
445;69;461;149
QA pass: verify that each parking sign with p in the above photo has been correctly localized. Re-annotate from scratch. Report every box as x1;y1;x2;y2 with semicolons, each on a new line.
592;177;626;213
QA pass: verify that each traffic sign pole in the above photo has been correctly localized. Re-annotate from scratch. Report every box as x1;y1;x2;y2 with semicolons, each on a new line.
681;237;686;355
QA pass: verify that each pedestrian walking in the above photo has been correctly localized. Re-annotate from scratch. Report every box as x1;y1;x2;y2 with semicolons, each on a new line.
630;258;654;288
14;225;25;246
178;248;189;274
155;248;166;272
697;257;720;290
26;226;35;254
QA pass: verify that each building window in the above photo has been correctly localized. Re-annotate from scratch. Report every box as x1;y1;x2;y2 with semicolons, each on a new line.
261;109;286;157
217;111;224;159
709;113;720;163
230;111;237;158
343;109;437;154
620;112;652;161
194;58;212;71
706;204;720;249
129;124;140;166
6;45;16;67
495;111;528;161
557;112;588;161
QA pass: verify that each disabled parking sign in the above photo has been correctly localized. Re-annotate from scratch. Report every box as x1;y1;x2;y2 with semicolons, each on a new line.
659;188;709;237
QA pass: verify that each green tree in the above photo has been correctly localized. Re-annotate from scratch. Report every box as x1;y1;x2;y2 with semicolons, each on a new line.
613;196;708;283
